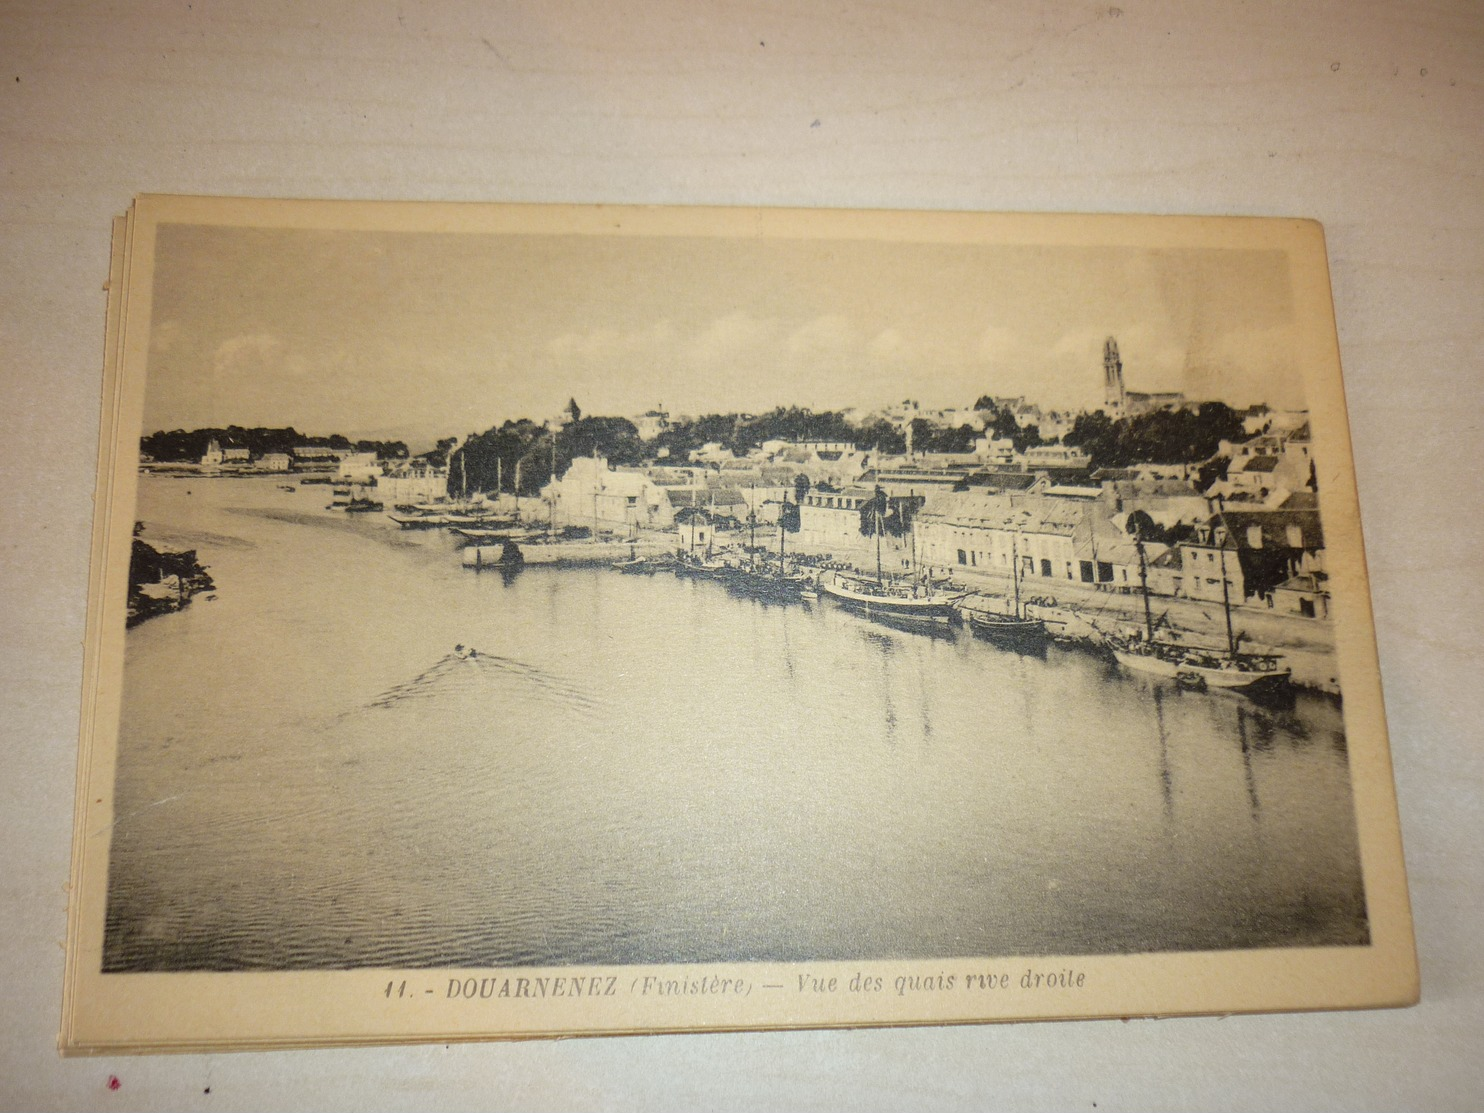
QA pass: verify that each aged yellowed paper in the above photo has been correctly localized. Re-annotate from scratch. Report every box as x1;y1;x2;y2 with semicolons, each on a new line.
63;197;1416;1053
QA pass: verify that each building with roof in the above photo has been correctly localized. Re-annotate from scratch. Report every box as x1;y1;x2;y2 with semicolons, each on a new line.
633;409;670;440
1178;505;1325;605
1023;444;1092;470
542;456;675;536
1217;420;1316;502
797;486;918;571
378;458;448;505
915;489;1088;584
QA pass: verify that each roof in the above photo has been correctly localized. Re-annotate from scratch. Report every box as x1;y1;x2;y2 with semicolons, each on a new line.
963;472;1038;492
1149;546;1183;570
1278;490;1319;511
1239;455;1280;474
1044;485;1102;499
1194;508;1325;551
916;490;1088;536
668;488;748;509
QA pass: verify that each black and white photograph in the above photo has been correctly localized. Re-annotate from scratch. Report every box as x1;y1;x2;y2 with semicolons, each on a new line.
64;198;1414;1050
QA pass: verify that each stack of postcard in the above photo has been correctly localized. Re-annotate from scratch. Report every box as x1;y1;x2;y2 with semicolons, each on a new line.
63;196;1417;1053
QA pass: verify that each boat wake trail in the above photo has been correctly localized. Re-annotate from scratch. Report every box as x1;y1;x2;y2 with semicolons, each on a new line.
366;652;603;718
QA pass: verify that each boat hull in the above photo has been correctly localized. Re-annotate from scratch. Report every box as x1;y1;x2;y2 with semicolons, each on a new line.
968;613;1047;640
1112;648;1291;691
819;577;959;621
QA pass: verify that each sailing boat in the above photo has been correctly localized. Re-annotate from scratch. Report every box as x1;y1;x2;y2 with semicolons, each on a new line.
1111;517;1290;692
968;534;1047;642
722;489;804;601
820;491;962;621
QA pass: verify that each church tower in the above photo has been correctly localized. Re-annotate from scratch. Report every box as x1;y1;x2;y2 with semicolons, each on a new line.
1103;336;1125;415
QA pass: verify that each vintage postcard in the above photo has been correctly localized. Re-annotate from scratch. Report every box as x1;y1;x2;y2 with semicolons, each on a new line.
63;197;1416;1053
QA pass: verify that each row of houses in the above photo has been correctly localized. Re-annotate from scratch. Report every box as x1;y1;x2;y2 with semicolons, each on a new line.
540;447;1329;618
198;440;366;475
911;484;1326;617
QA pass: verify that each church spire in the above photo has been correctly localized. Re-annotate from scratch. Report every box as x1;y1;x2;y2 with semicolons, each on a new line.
1103;336;1125;414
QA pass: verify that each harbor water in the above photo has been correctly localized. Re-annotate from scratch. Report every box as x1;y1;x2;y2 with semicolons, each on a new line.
104;475;1369;971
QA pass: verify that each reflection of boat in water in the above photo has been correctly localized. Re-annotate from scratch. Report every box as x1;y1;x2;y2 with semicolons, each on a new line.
854;607;960;640
721;564;808;602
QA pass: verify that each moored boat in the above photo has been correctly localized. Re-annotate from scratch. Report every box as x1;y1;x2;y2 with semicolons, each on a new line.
819;573;961;621
967;534;1048;644
968;610;1047;641
1111;639;1291;691
1112;513;1290;693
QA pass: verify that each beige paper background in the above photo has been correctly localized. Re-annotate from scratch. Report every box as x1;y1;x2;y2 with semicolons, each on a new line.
2;1;1479;1107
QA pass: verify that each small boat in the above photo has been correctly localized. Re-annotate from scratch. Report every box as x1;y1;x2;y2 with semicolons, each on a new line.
968;610;1047;642
968;535;1048;644
722;564;807;602
465;539;525;570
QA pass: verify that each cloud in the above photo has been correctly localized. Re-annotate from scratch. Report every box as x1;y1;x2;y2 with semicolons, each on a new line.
211;333;301;380
866;328;911;368
684;312;777;373
784;314;858;363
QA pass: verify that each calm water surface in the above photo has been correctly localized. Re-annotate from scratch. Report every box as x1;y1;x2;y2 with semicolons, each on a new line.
104;476;1368;970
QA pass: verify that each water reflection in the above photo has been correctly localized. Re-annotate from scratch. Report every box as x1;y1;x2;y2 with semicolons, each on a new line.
104;477;1370;971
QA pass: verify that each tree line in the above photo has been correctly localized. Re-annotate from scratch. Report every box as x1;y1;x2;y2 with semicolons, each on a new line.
1062;402;1246;470
140;426;409;462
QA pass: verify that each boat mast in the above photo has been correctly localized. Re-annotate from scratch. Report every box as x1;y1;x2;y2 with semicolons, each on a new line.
547;434;556;531
1212;496;1238;658
514;459;522;522
591;451;599;544
874;491;884;586
749;483;757;569
779;490;787;572
1012;533;1022;620
1135;532;1155;643
908;488;918;581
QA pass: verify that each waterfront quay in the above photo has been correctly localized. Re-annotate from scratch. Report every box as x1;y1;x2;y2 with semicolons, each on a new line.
463;521;1339;693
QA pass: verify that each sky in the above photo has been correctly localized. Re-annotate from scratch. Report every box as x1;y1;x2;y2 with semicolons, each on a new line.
142;223;1304;451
